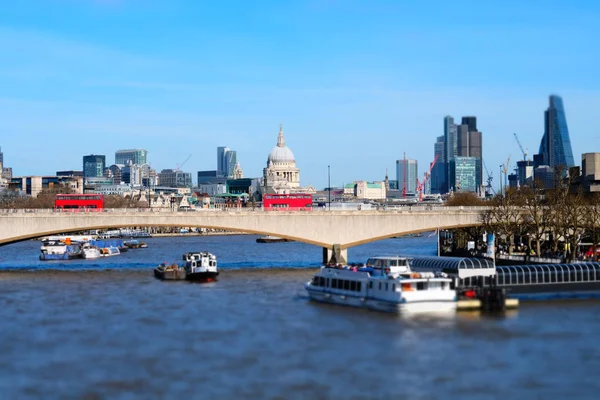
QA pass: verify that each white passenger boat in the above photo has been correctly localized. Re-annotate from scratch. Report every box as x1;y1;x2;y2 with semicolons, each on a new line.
99;246;120;257
81;243;102;259
183;252;219;282
39;240;82;260
305;256;457;314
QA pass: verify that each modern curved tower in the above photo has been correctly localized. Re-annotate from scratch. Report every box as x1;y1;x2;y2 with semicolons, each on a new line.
537;95;575;169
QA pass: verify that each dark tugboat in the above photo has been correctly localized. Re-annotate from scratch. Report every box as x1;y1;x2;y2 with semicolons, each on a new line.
154;262;187;280
183;252;219;282
154;252;219;282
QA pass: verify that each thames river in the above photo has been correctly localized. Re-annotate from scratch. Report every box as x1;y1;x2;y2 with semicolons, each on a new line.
1;234;600;399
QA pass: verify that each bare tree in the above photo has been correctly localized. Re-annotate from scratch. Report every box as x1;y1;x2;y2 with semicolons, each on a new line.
485;187;526;254
519;185;550;257
584;193;600;261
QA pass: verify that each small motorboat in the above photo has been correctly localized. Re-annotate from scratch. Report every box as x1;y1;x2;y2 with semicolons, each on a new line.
100;246;120;257
81;243;102;259
183;252;219;282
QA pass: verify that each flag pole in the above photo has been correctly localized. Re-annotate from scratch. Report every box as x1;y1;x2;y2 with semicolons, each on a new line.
437;226;440;257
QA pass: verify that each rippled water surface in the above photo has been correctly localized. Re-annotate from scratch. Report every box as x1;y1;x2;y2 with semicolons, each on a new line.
1;235;600;399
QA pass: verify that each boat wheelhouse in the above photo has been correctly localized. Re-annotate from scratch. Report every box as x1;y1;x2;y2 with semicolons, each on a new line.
184;252;219;282
305;256;456;314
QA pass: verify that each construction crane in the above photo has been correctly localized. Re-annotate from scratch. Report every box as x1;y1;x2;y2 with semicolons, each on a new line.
501;155;511;194
416;155;438;202
176;154;193;171
482;159;494;196
513;133;528;161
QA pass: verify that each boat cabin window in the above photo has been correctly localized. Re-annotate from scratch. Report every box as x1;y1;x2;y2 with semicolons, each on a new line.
369;281;373;289
344;280;349;290
416;282;426;291
392;284;396;292
390;260;398;267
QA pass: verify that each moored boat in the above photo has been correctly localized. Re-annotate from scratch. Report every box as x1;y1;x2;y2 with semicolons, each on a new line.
305;256;457;314
81;243;102;259
123;239;148;249
154;263;187;280
39;240;82;260
183;252;219;282
256;235;291;243
99;246;120;257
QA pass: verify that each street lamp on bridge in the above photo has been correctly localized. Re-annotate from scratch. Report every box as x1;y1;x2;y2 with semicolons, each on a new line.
328;165;331;211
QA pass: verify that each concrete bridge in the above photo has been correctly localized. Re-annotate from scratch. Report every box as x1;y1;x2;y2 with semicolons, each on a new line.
0;207;487;263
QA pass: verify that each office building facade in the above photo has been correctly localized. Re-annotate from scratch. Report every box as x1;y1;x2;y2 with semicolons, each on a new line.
430;136;447;194
115;149;148;166
442;115;483;193
396;158;418;195
83;155;106;179
450;157;477;193
158;169;192;188
217;146;238;178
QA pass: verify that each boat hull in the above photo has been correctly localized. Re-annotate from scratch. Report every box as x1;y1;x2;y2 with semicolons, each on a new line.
39;252;81;261
154;268;187;281
306;290;457;314
186;271;219;282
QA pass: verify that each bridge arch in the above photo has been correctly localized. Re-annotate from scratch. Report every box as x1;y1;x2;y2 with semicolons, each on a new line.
0;207;487;262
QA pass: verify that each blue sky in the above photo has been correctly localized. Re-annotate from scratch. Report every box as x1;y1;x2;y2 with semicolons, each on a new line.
1;0;599;190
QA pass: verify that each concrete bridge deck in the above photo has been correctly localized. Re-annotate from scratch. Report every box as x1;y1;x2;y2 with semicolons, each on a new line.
0;207;487;263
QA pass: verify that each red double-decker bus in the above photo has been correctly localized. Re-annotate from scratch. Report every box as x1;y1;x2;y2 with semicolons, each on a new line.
55;194;104;210
263;193;313;210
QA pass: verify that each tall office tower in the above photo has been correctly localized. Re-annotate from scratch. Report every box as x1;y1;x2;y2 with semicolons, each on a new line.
83;155;106;178
536;95;575;170
456;124;470;157
461;116;477;133
224;150;237;178
468;129;482;192
396;157;418;195
431;136;447;194
456;118;483;193
217;147;228;175
0;146;3;165
444;116;457;191
115;149;148;166
217;147;238;178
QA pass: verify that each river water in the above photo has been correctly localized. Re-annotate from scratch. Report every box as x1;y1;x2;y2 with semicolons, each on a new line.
1;234;600;399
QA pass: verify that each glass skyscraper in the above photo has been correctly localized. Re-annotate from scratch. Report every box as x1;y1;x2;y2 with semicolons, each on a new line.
396;157;418;195
537;95;575;170
217;146;238;178
450;157;477;193
115;149;148;166
83;155;106;178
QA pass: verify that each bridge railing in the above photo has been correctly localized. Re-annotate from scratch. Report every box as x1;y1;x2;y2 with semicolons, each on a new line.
0;206;490;215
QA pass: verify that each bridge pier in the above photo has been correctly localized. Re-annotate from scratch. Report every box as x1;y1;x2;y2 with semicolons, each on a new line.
322;244;347;265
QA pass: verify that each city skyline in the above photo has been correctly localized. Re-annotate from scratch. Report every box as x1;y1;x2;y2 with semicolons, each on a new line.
1;1;598;190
